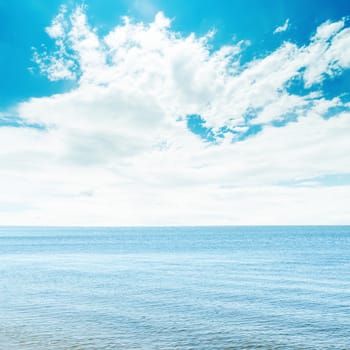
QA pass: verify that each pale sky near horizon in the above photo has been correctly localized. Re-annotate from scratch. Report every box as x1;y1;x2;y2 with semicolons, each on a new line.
1;0;350;225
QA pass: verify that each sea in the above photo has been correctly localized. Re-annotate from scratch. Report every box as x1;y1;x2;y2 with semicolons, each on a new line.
0;226;349;349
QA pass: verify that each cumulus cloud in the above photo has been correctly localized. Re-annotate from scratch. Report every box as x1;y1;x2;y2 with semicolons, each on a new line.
2;6;350;225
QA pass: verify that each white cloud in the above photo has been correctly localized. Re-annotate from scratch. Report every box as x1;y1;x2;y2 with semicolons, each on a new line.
273;19;289;34
2;7;350;225
314;19;345;40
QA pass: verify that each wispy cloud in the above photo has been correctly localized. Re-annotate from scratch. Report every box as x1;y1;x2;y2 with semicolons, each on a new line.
1;6;350;225
273;19;289;34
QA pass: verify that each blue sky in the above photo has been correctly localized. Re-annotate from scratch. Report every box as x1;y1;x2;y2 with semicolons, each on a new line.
1;0;350;225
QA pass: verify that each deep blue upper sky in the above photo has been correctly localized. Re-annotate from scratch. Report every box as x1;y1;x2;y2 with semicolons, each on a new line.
1;0;350;109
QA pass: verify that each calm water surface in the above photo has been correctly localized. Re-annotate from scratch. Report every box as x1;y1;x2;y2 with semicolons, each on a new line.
0;226;349;349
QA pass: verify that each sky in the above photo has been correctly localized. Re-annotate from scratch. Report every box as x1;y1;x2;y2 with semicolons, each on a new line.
1;0;350;225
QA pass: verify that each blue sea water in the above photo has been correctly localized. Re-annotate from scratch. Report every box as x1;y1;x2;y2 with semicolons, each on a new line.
0;226;349;349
